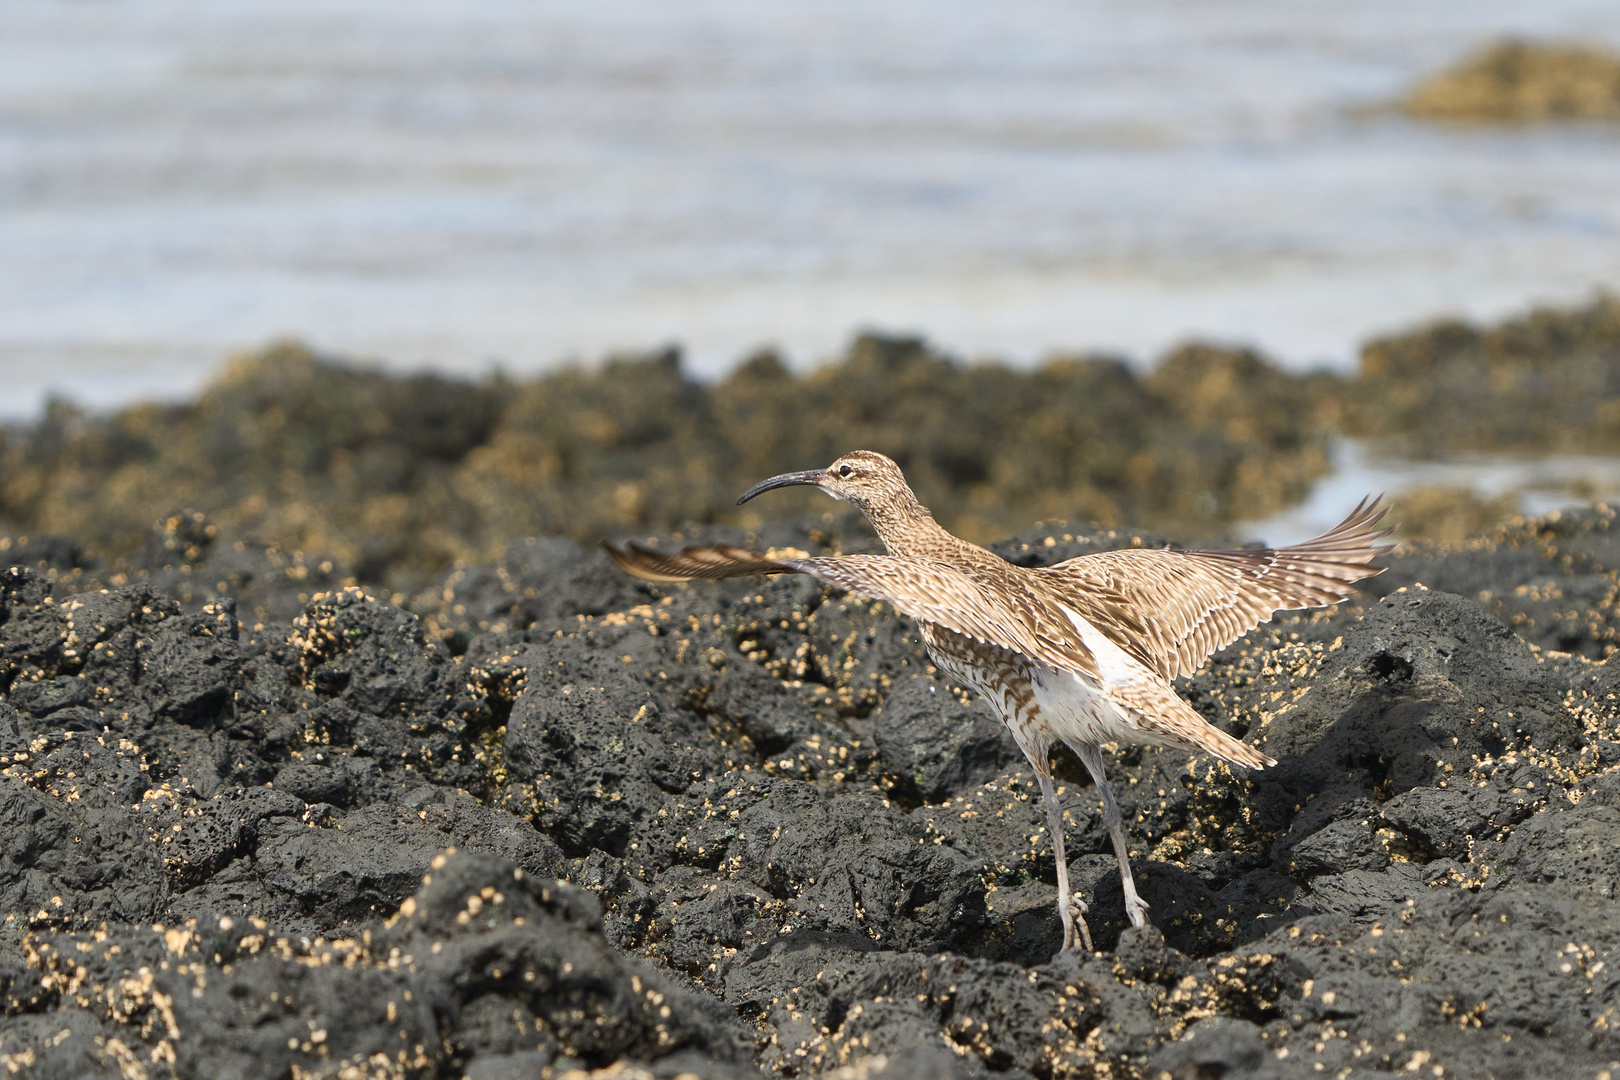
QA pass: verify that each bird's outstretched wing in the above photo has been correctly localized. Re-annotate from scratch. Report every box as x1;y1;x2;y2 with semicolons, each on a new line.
606;542;1064;666
1042;496;1393;681
604;542;792;583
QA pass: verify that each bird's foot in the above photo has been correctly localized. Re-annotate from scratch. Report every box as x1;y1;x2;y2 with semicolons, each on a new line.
1068;895;1094;953
1124;893;1151;929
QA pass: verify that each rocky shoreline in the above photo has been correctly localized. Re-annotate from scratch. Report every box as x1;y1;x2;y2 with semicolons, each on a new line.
1403;40;1620;124
1;502;1617;1078
4;296;1618;596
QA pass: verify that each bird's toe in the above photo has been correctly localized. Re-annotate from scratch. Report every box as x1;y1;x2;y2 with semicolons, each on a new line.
1125;897;1151;928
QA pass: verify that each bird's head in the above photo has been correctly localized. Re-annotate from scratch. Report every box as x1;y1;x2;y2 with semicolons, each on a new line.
736;450;917;518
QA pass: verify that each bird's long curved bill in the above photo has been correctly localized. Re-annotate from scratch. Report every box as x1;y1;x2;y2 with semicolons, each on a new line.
736;469;826;505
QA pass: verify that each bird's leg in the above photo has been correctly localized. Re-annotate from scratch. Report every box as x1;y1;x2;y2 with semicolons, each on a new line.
1038;774;1093;953
1076;743;1150;928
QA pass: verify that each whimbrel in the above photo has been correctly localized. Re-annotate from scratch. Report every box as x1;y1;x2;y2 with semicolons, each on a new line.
608;450;1390;952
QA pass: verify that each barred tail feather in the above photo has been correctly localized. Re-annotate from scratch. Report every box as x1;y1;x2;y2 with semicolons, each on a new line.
1109;680;1276;770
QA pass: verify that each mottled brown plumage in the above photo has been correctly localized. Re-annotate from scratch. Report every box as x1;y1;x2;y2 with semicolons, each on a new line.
608;450;1391;953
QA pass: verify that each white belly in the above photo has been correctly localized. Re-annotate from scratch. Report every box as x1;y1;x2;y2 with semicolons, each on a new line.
1029;665;1167;751
920;621;1173;754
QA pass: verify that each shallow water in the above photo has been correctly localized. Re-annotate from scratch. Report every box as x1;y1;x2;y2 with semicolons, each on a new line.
1238;439;1620;546
2;0;1619;418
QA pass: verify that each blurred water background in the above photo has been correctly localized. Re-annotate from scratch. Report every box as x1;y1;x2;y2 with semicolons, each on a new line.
2;0;1619;555
4;1;1620;405
1239;439;1620;543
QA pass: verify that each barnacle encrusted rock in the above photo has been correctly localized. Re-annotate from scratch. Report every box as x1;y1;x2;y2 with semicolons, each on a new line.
2;503;1619;1076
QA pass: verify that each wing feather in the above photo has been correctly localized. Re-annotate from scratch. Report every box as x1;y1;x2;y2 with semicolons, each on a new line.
604;541;792;582
1043;497;1393;680
606;541;1089;673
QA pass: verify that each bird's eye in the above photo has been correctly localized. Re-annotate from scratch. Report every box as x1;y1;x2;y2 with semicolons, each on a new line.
838;464;853;477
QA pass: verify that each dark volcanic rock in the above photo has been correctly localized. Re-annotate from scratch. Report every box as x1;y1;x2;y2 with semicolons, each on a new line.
499;631;727;857
874;676;1022;804
413;537;649;647
632;771;990;956
142;599;243;726
1246;586;1581;846
1370;504;1620;659
4;508;1620;1078
3;851;753;1080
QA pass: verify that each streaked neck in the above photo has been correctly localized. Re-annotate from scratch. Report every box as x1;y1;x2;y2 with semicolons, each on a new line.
862;493;966;561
